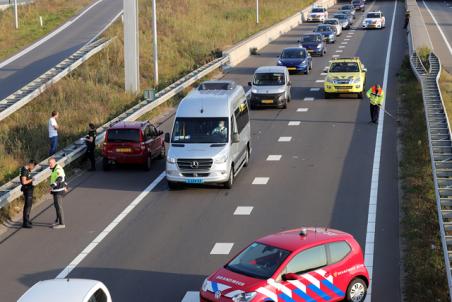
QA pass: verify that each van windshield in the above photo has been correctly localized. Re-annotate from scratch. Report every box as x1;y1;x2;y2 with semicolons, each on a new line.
107;129;140;143
172;117;229;144
253;73;285;86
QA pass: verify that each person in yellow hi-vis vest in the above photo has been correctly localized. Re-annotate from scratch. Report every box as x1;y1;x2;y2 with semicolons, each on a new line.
49;157;67;229
366;84;384;124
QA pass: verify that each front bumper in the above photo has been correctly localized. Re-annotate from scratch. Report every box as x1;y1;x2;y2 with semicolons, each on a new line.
362;23;382;29
166;162;230;184
250;92;286;107
324;82;363;93
307;15;325;22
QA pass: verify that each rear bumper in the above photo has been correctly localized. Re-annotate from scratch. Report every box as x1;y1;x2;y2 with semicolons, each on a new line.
306;48;324;56
283;65;309;73
102;153;147;164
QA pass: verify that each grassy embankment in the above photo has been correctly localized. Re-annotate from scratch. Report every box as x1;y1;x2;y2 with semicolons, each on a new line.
399;57;449;300
0;0;315;220
0;0;92;61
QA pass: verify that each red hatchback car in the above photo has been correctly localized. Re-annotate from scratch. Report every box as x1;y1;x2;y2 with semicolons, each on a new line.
200;228;369;302
102;121;165;170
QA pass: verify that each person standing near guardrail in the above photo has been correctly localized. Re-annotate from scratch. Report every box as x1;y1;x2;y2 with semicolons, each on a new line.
48;157;67;229
20;159;36;229
84;123;97;171
366;84;384;124
404;10;410;29
48;111;59;156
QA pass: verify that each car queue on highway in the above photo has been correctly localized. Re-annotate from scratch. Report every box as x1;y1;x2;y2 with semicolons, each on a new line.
16;1;399;301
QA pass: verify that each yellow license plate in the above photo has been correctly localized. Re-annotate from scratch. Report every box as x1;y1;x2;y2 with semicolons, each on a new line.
288;67;296;70
116;148;132;153
261;100;273;104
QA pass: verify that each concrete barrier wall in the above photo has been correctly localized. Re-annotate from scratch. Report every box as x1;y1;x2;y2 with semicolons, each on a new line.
224;0;337;67
406;0;432;54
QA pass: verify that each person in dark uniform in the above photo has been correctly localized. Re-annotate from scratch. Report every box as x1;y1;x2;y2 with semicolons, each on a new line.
404;10;410;29
84;123;97;171
20;160;36;228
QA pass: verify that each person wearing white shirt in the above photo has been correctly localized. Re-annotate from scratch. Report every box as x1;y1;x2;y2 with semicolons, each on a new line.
48;111;59;155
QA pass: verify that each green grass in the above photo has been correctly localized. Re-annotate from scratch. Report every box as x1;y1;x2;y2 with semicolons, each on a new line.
440;69;452;119
0;0;315;219
0;0;92;61
417;46;431;72
399;57;449;301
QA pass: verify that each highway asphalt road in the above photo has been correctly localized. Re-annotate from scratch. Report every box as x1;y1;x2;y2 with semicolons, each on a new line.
0;1;405;301
0;0;122;101
418;0;452;72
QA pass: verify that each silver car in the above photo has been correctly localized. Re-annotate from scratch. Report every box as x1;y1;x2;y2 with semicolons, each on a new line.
324;18;342;36
332;13;351;30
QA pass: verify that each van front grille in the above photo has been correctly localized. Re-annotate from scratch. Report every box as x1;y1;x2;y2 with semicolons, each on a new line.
177;158;213;171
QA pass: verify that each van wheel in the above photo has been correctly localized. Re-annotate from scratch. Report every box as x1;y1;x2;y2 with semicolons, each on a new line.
325;92;331;99
357;92;363;99
158;144;166;159
243;147;250;167
168;180;180;190
224;166;234;189
144;156;152;171
345;278;367;302
102;158;110;171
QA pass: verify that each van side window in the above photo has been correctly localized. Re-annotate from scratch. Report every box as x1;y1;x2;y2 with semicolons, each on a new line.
144;127;152;141
150;125;158;137
88;289;108;302
234;101;249;133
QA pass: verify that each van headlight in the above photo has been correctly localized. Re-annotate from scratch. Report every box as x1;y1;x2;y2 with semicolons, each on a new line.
352;77;361;84
167;156;176;164
326;76;334;83
251;88;258;94
232;292;257;302
214;154;228;164
201;278;209;292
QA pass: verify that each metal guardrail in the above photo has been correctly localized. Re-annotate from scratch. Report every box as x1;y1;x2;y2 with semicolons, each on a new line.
410;51;452;301
0;38;112;122
0;55;229;209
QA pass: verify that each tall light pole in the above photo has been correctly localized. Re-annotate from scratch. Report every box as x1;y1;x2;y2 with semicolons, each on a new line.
152;0;159;87
14;0;18;29
123;0;140;93
256;0;259;24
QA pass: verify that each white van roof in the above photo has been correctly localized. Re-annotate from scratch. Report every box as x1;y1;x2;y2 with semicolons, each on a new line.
18;279;107;302
176;80;245;118
255;66;287;74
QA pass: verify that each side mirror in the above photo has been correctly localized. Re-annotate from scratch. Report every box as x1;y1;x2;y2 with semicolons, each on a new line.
248;82;252;87
363;68;367;73
232;133;240;143
164;133;170;143
282;273;298;281
287;81;292;86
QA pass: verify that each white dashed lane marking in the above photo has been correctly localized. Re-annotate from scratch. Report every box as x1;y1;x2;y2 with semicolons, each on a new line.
278;136;292;142
341;42;348;44
252;177;269;185
210;243;234;255
320;72;327;76
297;108;309;112
344;38;350;41
288;121;301;126
267;155;282;161
310;88;320;91
336;50;343;53
332;54;340;58
315;80;324;83
339;46;345;48
304;97;314;101
234;206;254;215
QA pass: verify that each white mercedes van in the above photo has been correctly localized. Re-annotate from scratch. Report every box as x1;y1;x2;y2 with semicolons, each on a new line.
165;80;251;189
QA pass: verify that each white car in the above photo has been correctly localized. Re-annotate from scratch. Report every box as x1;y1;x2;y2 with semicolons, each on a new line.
17;279;112;302
362;11;386;29
323;18;342;36
307;7;328;22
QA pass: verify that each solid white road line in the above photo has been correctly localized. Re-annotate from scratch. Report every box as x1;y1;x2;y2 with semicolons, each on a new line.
288;121;301;126
252;177;269;185
423;0;452;55
278;136;292;142
234;206;254;215
210;243;234;255
364;1;398;301
310;88;321;91
297;108;309;112
56;171;166;279
0;0;105;69
267;155;282;161
304;97;315;101
181;291;199;302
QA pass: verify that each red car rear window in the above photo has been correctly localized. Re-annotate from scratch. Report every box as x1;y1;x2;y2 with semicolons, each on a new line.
107;129;140;143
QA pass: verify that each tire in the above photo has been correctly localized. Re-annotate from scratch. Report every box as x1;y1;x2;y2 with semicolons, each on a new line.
224;166;234;189
304;68;309;75
144;156;151;171
102;158;110;171
345;278;367;302
357;92;363;99
325;92;331;99
281;99;288;109
167;180;180;190
158;144;166;159
243;147;250;167
250;103;257;110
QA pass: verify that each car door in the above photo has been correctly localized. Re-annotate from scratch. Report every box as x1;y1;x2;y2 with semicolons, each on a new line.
230;114;240;166
142;126;153;157
324;241;355;295
278;245;344;301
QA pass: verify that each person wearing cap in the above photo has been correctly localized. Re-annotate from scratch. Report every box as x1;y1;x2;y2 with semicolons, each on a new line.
20;160;36;228
366;84;385;124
